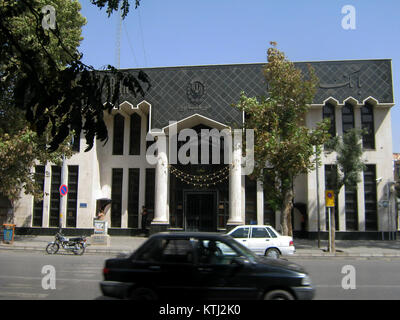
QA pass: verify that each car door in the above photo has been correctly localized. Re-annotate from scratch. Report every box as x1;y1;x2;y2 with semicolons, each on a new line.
193;238;259;300
247;226;274;255
228;226;250;248
131;237;197;300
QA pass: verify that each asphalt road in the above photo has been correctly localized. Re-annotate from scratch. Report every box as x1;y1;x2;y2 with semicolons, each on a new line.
0;251;106;300
287;256;400;300
0;251;400;300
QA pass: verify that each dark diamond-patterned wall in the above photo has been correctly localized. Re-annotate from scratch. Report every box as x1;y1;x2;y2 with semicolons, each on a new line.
108;59;393;130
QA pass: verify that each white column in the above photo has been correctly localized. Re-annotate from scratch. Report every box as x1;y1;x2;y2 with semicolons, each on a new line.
121;167;128;228
153;135;169;224
257;180;264;225
42;165;51;228
228;140;243;226
60;158;67;228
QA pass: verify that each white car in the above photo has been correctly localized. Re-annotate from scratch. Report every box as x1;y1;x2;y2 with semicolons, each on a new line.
227;225;295;259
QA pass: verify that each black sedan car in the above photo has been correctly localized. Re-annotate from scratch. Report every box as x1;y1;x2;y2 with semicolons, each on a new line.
100;232;314;300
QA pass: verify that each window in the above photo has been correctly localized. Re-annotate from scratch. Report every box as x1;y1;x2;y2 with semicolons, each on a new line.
145;168;155;217
197;240;235;265
251;227;270;238
323;103;336;138
32;165;45;227
325;165;339;231
361;103;375;149
129;113;141;155
72;132;80;152
266;227;278;238
49;166;61;227
230;227;249;239
138;239;194;264
323;103;336;150
364;165;377;230
128;168;140;228
345;185;358;231
66;166;79;228
113;114;125;155
245;176;257;225
342;103;355;133
111;168;123;228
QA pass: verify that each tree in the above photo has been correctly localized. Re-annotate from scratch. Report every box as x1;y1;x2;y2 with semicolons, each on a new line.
324;128;366;251
0;0;150;223
1;0;150;152
0;0;86;223
234;43;330;236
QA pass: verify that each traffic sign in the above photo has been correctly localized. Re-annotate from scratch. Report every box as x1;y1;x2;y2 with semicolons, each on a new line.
325;190;335;207
59;184;68;196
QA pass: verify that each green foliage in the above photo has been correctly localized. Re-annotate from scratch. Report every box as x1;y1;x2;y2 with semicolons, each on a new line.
234;43;331;235
1;0;150;152
325;128;366;193
235;44;330;202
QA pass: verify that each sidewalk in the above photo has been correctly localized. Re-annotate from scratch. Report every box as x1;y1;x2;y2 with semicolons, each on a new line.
1;235;400;257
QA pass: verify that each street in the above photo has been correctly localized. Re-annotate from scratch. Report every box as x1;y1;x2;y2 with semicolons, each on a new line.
0;251;400;300
0;251;105;300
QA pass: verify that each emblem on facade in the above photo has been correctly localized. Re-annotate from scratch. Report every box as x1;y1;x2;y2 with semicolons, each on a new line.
186;80;206;105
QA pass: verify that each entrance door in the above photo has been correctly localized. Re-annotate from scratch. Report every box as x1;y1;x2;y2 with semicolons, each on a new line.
185;192;216;232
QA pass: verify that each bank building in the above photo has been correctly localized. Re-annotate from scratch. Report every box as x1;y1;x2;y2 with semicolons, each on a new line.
4;59;397;239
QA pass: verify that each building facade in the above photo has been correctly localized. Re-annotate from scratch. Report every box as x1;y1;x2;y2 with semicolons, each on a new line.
12;59;397;239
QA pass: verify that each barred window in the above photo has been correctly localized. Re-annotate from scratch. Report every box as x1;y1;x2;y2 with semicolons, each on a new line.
361;103;375;149
113;114;125;155
342;103;355;133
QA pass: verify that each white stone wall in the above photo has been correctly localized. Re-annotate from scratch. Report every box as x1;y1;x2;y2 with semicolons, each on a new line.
13;100;395;233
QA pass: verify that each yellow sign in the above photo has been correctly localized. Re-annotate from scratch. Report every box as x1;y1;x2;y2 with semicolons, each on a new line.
325;190;335;207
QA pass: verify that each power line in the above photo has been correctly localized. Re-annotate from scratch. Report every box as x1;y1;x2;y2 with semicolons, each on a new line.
115;7;122;68
122;20;139;67
137;7;148;66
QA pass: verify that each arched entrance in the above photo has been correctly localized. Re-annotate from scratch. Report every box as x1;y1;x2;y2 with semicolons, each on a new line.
169;124;230;232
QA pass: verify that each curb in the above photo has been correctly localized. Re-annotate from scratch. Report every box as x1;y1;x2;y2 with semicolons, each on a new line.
0;245;131;255
1;245;400;258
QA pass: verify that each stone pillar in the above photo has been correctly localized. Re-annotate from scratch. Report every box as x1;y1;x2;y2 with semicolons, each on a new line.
151;134;169;234
257;180;264;225
227;140;243;229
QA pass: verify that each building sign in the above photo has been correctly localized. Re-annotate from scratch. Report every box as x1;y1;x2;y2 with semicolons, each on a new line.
186;79;206;105
94;220;108;235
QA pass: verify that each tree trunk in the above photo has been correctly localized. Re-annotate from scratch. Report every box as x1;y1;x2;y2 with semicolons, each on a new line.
281;188;294;236
330;207;336;253
6;200;15;224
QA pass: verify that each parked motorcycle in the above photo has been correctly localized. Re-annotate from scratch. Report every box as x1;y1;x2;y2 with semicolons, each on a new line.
46;231;87;255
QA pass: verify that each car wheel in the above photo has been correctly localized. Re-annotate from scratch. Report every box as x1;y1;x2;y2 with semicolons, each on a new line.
265;248;280;259
130;287;158;301
264;289;295;300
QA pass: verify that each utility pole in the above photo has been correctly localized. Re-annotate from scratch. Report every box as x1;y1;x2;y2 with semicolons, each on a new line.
115;6;122;69
315;148;321;248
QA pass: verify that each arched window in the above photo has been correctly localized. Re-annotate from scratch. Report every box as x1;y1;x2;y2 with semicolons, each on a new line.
323;103;336;138
113;113;125;155
129;113;141;155
361;103;375;149
342;103;355;133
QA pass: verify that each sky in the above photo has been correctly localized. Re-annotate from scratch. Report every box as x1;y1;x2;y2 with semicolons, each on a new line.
77;0;400;152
